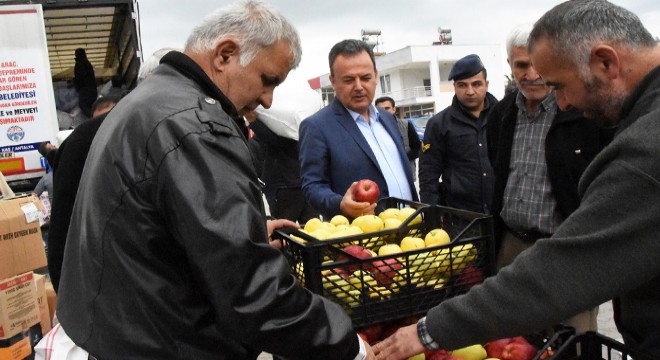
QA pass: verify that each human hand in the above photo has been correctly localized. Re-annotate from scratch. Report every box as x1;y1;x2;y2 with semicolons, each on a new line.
266;218;299;248
372;324;425;360
340;182;377;218
364;340;376;360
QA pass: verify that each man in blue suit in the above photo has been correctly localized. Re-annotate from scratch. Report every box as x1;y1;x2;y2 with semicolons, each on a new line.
299;39;418;220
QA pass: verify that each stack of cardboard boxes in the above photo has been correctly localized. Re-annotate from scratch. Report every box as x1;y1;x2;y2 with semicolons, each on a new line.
0;194;55;360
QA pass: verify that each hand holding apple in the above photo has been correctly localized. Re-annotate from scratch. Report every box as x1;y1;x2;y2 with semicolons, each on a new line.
353;179;380;203
341;182;377;218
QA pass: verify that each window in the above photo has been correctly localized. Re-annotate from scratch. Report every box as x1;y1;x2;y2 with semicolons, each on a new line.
401;103;435;119
380;74;391;93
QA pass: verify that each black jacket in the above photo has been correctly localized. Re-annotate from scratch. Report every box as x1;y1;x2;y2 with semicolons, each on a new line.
56;52;359;360
419;93;497;213
487;90;614;247
48;113;109;293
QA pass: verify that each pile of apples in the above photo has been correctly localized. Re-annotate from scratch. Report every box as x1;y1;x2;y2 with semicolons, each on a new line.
294;203;484;308
356;319;547;360
320;227;483;306
358;329;548;360
296;206;422;241
408;339;540;359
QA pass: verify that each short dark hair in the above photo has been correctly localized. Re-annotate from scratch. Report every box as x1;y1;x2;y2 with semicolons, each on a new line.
375;96;395;107
328;39;377;77
91;91;125;115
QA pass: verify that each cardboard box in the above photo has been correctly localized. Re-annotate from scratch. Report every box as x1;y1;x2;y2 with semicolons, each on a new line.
0;272;40;340
0;195;46;280
0;324;42;360
32;274;50;335
44;282;56;325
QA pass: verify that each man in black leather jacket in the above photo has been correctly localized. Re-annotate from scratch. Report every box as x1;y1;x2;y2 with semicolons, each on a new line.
56;2;371;359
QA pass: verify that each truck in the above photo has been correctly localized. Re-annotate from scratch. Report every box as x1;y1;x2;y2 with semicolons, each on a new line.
0;0;142;192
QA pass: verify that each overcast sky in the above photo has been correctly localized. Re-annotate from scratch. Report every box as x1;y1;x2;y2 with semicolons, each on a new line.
137;0;660;87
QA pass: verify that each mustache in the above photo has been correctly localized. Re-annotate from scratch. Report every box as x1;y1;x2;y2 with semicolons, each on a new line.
519;80;546;86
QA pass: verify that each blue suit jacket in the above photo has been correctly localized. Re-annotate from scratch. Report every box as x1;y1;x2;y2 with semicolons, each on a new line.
299;98;418;219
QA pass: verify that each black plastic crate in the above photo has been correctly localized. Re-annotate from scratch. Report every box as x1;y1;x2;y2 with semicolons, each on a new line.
276;198;495;328
533;331;650;360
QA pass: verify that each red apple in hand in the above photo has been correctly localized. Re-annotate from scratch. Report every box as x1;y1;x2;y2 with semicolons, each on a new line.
353;179;380;204
501;341;538;360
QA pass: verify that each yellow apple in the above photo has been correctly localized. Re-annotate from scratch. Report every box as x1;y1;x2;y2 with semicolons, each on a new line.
349;270;378;290
400;236;425;252
391;268;422;292
398;207;422;225
330;215;350;226
304;217;323;232
322;273;351;293
309;228;332;240
383;217;403;230
420;276;447;289
411;250;452;280
352;214;384;233
451;344;487;360
378;243;402;256
378;208;400;221
424;228;451;248
452;243;477;262
320;221;336;231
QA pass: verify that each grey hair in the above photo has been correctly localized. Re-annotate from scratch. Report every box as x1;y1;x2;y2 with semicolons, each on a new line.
184;0;301;69
529;0;656;77
138;47;178;83
506;23;533;60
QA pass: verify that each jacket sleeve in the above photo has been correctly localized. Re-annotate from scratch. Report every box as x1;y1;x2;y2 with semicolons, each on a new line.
486;105;502;166
407;122;421;161
299;118;343;217
33;176;47;196
423;134;660;350
418;114;444;205
156;123;359;359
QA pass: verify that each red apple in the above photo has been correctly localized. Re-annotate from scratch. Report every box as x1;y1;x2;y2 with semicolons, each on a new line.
369;258;403;286
357;332;369;343
511;336;531;344
501;341;538;360
353;179;380;204
484;338;514;358
427;349;461;360
456;264;485;290
323;268;350;278
340;245;373;272
357;323;383;344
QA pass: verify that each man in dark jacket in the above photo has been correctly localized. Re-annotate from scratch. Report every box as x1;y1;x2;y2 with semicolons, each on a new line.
419;54;497;213
373;1;660;358
487;24;612;332
56;2;372;359
73;48;97;118
47;93;123;293
248;105;320;224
